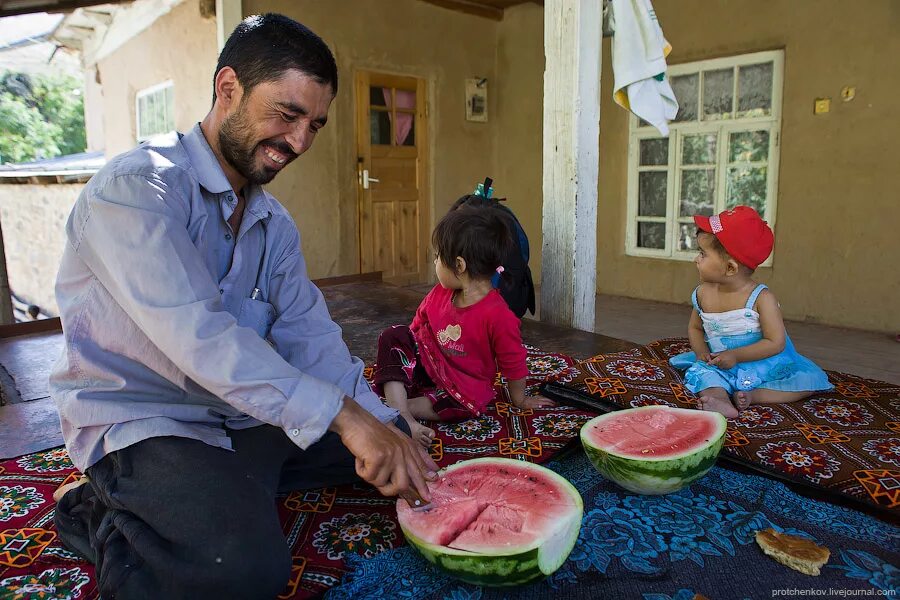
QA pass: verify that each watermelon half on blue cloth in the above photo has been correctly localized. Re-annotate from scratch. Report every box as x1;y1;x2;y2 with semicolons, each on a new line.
396;457;583;586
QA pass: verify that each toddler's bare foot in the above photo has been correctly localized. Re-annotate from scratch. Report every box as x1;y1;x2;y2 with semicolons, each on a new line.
401;412;435;447
734;390;753;411
700;395;739;418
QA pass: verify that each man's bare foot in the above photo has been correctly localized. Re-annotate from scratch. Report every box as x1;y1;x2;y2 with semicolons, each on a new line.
401;412;435;447
700;395;739;418
733;390;753;411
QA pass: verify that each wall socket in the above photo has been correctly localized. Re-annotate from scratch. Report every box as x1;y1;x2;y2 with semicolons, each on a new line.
814;98;831;115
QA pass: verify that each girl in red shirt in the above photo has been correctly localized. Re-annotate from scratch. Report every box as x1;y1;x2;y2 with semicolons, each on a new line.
373;203;555;446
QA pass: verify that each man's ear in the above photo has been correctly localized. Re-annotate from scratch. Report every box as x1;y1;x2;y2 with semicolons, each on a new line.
455;256;467;276
214;66;242;109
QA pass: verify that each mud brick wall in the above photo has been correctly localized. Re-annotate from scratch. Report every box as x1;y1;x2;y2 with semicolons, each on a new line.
0;183;81;316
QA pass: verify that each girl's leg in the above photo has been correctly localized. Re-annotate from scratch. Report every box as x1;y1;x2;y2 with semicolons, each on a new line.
738;389;814;408
698;386;738;418
383;381;435;447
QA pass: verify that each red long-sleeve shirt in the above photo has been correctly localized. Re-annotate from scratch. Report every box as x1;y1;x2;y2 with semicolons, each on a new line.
410;285;528;415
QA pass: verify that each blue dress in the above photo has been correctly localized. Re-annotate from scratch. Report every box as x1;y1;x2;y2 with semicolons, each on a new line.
669;284;833;394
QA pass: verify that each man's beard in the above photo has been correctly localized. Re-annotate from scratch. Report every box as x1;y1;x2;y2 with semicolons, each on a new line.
218;108;295;186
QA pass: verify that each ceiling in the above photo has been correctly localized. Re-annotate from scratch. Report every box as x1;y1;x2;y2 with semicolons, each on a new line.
0;0;129;17
1;0;544;20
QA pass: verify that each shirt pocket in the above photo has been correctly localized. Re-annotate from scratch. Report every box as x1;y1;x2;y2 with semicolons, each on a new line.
238;297;277;340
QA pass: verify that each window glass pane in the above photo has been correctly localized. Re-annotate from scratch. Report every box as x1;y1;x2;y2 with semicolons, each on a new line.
677;223;698;251
369;111;391;145
639;138;668;166
729;130;769;163
399;116;415;146
680;169;715;217
637;222;666;249
165;85;175;130
702;68;734;120
726;166;767;213
671;74;698;122
681;134;717;165
737;62;773;118
638;171;667;217
138;96;148;137
369;86;388;107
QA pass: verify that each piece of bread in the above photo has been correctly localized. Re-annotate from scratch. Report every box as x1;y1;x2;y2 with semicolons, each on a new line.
755;528;830;576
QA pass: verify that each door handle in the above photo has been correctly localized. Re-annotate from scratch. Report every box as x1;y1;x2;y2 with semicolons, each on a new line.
362;169;380;189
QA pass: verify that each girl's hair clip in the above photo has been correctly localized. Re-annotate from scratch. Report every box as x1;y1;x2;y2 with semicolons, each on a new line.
496;265;505;274
473;177;494;199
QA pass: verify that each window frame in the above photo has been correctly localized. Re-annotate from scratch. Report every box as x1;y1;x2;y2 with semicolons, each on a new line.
135;80;175;142
625;50;784;266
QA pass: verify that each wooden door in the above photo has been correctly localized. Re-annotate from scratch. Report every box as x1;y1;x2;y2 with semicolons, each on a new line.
356;71;428;285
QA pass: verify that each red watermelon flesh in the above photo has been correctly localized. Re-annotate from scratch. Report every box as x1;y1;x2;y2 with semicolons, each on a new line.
584;404;720;458
398;460;578;550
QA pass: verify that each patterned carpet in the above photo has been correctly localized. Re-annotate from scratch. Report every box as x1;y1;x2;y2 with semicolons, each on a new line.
0;346;591;599
543;338;900;519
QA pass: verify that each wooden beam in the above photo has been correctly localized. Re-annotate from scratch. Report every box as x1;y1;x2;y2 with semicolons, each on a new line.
419;0;504;21
0;217;13;326
540;0;600;331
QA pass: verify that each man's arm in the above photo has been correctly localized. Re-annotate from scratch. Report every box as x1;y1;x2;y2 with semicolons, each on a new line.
265;226;397;423
72;172;346;448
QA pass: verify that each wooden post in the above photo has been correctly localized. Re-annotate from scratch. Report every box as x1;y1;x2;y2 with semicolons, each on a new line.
0;217;15;325
215;0;243;52
540;0;601;331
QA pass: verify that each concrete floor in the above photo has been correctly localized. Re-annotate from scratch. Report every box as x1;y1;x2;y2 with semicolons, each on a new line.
528;292;900;385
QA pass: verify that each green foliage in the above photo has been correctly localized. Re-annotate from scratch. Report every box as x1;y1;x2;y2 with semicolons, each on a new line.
0;71;86;164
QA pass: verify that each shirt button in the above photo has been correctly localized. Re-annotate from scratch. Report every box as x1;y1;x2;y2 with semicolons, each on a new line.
225;233;232;240
219;289;224;294
290;428;301;437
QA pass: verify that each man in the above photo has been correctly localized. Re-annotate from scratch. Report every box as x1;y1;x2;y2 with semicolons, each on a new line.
51;14;435;599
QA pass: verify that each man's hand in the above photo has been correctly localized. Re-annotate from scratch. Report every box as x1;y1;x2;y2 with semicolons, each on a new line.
709;351;738;370
329;398;438;504
512;394;556;410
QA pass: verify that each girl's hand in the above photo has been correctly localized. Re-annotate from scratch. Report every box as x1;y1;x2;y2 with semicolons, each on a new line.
513;394;556;410
709;351;738;370
698;352;715;363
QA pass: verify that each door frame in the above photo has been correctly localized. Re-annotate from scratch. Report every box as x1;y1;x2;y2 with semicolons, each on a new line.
354;69;430;284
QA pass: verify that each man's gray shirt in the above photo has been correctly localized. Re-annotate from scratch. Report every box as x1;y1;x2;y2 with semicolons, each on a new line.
50;123;397;472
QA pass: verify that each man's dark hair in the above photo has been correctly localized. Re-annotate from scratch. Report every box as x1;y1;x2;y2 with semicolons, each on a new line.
212;14;338;104
433;206;513;280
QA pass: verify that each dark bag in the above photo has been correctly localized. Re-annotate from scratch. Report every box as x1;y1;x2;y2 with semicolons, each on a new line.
453;180;536;318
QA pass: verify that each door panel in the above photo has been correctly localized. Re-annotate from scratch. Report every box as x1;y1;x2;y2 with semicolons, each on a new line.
356;72;428;285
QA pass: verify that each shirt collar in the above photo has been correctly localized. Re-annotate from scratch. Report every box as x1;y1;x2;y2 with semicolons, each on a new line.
182;123;273;220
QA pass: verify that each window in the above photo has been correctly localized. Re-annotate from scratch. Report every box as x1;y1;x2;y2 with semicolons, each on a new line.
135;81;175;141
626;50;783;265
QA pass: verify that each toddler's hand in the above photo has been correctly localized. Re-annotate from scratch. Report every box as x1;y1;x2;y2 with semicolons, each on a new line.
709;351;738;370
513;395;556;410
699;353;715;363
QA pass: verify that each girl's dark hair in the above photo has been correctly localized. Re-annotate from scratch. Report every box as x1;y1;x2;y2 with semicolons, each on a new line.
433;206;513;280
696;228;727;256
213;14;338;104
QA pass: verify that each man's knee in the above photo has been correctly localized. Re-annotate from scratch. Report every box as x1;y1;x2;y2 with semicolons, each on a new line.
108;527;292;599
205;543;293;599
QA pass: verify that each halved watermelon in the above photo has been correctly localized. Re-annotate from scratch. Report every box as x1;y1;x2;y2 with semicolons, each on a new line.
396;457;583;586
580;405;726;495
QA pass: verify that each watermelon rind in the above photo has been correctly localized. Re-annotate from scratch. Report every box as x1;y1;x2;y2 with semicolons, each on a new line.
397;457;583;586
580;406;727;495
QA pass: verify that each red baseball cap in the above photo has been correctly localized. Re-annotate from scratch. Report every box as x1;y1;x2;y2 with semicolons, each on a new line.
694;206;773;269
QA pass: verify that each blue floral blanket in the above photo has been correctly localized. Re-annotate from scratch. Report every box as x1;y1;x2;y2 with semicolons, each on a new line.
327;451;899;600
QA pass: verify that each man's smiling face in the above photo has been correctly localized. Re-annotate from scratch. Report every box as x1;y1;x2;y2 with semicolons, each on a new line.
218;69;333;185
